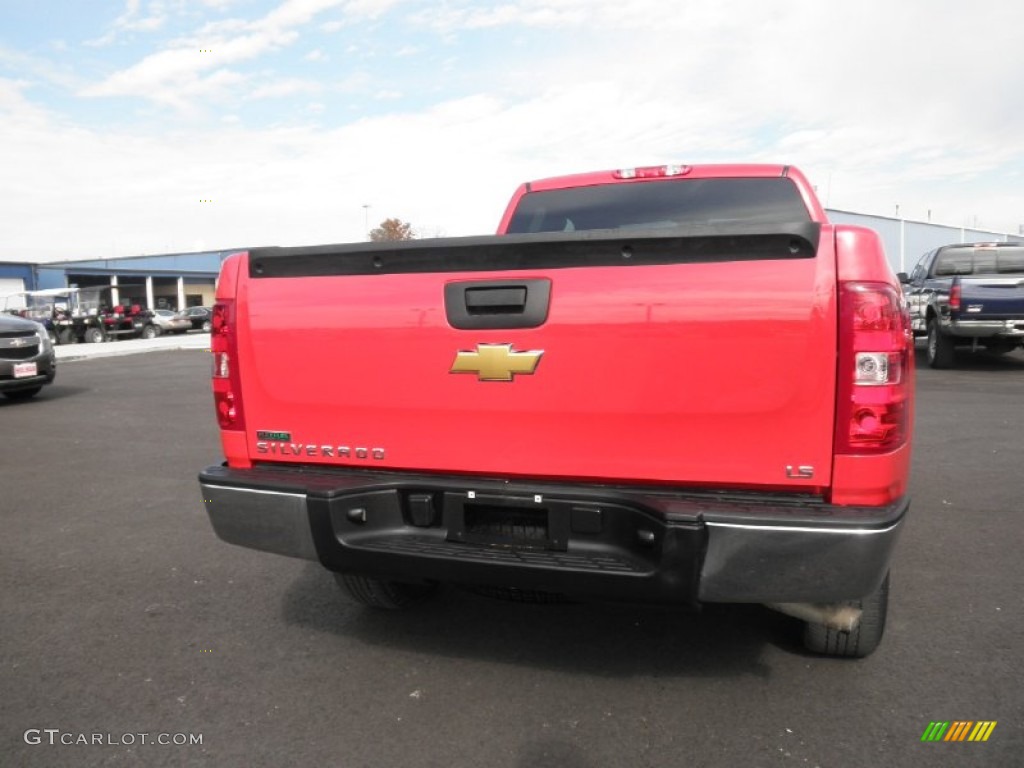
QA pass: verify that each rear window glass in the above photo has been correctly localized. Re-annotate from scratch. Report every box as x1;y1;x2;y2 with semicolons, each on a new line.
995;248;1024;273
933;247;1024;276
506;178;811;234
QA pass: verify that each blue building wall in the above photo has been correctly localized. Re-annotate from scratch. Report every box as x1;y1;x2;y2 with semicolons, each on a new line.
0;262;37;289
36;267;75;290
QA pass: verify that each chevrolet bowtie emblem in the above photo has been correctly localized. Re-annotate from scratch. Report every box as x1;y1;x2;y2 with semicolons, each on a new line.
449;343;544;382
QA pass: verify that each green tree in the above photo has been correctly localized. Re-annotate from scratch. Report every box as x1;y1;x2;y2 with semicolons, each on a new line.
369;218;415;241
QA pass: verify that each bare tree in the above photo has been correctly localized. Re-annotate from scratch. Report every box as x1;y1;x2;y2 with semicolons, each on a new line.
369;218;415;242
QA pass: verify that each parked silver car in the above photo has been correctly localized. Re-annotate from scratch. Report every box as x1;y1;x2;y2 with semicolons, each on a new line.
0;314;56;400
144;309;191;338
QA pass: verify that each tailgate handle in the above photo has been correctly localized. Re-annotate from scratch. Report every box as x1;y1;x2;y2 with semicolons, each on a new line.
464;287;527;314
445;279;551;330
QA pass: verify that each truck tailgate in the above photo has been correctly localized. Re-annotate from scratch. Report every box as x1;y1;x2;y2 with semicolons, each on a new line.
960;276;1024;319
235;231;838;490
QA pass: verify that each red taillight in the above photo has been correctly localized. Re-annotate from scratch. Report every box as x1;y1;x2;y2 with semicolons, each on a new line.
949;281;962;312
835;282;913;454
211;301;245;431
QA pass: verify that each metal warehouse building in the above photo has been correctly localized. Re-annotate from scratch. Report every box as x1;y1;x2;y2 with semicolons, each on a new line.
33;250;240;312
3;212;1022;311
826;211;1022;273
0;261;37;309
2;250;235;311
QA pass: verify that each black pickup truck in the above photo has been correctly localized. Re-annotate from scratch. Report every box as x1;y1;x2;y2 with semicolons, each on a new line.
900;243;1024;368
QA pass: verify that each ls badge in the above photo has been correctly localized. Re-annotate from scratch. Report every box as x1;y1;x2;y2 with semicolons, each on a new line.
450;343;543;382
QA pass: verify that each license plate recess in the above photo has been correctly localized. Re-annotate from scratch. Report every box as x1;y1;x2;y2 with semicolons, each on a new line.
445;492;570;551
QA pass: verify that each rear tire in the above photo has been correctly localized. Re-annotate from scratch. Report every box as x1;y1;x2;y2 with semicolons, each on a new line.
803;573;889;658
85;327;105;344
335;573;437;610
3;386;42;400
201;320;212;333
142;324;160;339
926;319;955;369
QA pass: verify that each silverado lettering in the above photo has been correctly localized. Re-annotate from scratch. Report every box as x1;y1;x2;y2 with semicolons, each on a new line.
255;442;385;460
200;163;914;658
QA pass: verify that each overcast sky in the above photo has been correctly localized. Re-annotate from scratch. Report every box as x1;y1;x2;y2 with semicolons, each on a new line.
2;0;1022;262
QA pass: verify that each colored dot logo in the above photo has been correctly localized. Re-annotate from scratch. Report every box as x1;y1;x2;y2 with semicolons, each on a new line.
199;49;213;53
199;199;213;203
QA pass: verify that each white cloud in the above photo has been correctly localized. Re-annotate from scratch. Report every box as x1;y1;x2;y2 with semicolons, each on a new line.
0;89;600;259
410;0;1024;230
0;46;79;91
84;0;168;47
260;0;351;29
304;48;328;61
133;17;166;33
11;59;1017;262
3;0;1024;261
81;0;355;108
82;46;251;113
0;78;47;123
334;0;405;20
334;71;373;92
249;77;321;99
412;1;579;31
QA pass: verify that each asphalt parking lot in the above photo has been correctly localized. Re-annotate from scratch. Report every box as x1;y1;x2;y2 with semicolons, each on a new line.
2;346;1022;767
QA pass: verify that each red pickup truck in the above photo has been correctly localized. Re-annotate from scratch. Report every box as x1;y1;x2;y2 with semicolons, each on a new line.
200;164;914;657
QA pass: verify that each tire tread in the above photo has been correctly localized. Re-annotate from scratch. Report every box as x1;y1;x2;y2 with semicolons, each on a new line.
927;319;955;369
336;573;436;610
802;573;889;658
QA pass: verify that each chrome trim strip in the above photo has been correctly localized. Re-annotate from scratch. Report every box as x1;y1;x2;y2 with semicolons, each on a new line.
706;521;900;536
202;483;305;500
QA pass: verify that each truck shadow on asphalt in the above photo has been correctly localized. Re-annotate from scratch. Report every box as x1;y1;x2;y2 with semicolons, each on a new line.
0;384;90;407
280;564;807;678
913;344;1024;371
